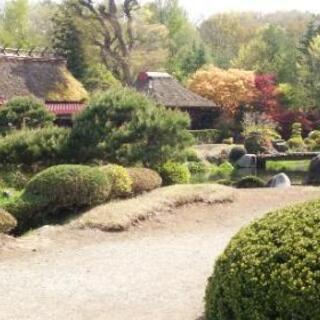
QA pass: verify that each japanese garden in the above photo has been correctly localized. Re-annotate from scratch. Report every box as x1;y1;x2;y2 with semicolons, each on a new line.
1;0;320;319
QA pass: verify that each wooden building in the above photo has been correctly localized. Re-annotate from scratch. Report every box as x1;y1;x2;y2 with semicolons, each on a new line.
135;71;220;129
0;48;88;125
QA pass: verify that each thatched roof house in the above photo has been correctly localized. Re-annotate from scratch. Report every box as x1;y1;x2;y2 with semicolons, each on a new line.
135;72;220;129
0;48;88;124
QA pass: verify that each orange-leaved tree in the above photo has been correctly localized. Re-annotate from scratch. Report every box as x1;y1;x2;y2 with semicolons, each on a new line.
188;65;258;116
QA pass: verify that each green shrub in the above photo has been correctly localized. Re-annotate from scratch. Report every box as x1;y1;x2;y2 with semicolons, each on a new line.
127;168;162;194
0;96;55;135
184;149;201;162
235;175;265;188
187;161;208;175
5;165;112;231
205;199;320;320
100;164;132;198
309;130;320;140
0;127;69;165
25;165;111;210
159;162;191;185
0;208;17;233
287;137;306;151
191;129;221;144
229;146;246;163
215;179;233;186
0;170;29;190
244;132;273;154
210;162;234;179
68;88;193;166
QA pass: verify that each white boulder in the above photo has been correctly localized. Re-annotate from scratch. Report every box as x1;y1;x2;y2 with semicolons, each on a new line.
267;173;291;188
236;154;257;168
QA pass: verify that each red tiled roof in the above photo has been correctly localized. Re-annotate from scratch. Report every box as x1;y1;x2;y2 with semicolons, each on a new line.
45;102;86;115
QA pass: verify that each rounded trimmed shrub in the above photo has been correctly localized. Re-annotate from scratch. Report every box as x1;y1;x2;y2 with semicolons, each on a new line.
229;146;247;163
0;208;17;233
235;175;265;188
307;155;320;185
205;199;320;319
25;165;111;213
127;168;162;194
100;164;132;198
159;162;191;185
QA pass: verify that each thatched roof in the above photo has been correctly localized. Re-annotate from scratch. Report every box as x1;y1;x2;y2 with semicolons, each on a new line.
0;53;88;102
135;72;218;109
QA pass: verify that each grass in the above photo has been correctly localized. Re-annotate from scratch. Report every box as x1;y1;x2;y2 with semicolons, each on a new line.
266;160;309;172
71;184;235;232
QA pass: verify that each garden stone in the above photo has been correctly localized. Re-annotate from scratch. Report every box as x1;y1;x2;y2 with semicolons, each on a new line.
307;155;320;185
236;154;257;168
267;173;291;188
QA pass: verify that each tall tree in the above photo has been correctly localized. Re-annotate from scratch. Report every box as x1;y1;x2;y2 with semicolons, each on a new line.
232;24;298;84
0;0;30;47
52;2;87;79
73;0;139;85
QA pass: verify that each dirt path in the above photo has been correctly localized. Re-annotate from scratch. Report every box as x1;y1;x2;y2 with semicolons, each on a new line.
0;187;319;320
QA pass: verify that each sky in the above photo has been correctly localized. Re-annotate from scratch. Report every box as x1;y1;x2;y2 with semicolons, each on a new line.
142;0;320;22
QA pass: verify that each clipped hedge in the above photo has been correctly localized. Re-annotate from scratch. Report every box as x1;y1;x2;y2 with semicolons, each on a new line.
205;199;320;320
0;208;17;233
244;132;273;154
127;168;162;194
100;164;132;198
159;162;191;185
235;176;265;188
191;129;221;144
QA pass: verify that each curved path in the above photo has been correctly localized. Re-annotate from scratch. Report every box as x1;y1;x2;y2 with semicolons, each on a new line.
0;187;319;320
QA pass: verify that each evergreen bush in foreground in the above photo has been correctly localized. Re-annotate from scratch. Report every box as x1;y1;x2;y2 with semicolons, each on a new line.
205;199;320;319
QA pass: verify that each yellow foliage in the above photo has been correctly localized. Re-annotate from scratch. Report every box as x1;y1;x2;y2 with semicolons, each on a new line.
188;65;258;116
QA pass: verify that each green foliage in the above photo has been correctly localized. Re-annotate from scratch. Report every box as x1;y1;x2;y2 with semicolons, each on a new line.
0;96;55;135
235;175;265;188
184;148;201;162
304;130;320;151
68;87;193;167
100;165;132;198
159;162;191;185
210;162;234;179
52;3;87;79
288;122;306;151
127;167;162;194
191;129;221;144
205;199;320;319
0;208;17;233
215;179;233;186
25;165;111;211
0;127;69;165
229;146;247;163
5;165;112;232
222;138;234;145
0;170;29;190
232;24;298;83
244;132;273;154
187;161;208;176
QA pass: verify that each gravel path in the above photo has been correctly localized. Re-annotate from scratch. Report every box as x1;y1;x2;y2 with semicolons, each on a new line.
0;187;319;320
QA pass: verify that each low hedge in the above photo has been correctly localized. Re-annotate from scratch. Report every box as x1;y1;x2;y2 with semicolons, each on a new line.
127;168;162;194
0;208;17;233
190;129;221;144
205;199;320;319
229;146;246;163
100;164;132;198
235;176;265;188
159;162;191;185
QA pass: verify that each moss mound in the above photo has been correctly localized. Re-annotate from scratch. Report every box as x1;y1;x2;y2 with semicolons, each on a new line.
127;168;162;194
0;208;17;233
205;199;320;320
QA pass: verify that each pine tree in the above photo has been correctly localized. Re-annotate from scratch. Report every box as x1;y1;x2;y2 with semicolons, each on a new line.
52;4;87;80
